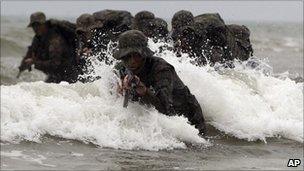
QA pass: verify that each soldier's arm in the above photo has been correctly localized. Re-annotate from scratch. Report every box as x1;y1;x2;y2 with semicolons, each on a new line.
34;36;63;72
18;35;40;73
140;69;175;115
19;46;33;66
19;35;39;64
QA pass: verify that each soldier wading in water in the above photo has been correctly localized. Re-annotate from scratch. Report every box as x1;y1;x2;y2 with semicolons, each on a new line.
114;30;206;135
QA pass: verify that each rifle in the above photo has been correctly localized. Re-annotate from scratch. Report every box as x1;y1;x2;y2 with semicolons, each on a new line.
17;61;32;78
16;48;33;78
122;69;138;108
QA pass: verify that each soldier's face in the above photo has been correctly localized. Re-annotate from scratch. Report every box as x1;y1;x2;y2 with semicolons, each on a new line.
32;23;47;36
122;53;145;73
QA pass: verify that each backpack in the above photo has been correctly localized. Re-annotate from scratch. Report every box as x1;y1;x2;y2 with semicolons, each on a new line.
47;19;77;51
93;10;133;31
193;13;226;38
227;24;253;60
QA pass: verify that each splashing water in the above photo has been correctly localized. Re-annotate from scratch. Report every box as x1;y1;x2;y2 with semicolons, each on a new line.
1;39;302;151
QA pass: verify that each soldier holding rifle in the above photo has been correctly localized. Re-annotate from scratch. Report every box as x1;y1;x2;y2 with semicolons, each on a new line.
114;30;206;135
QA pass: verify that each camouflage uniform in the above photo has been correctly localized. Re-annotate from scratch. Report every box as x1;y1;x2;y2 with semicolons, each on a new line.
114;30;206;134
23;12;78;83
170;11;196;59
192;13;230;65
151;18;169;40
173;13;245;66
93;9;133;43
171;10;194;31
132;11;168;41
227;24;253;61
132;11;155;35
76;14;102;53
91;10;134;65
194;14;254;64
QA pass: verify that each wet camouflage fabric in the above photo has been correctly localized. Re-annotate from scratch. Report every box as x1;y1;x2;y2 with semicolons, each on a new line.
114;29;206;133
171;10;194;30
28;21;79;83
116;56;206;134
132;11;168;40
93;9;133;42
227;24;253;61
172;12;254;66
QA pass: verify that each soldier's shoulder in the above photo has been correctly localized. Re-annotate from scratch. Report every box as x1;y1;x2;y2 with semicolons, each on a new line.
150;56;175;72
47;19;76;28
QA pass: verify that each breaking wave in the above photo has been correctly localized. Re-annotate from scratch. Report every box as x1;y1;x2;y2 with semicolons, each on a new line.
1;40;303;151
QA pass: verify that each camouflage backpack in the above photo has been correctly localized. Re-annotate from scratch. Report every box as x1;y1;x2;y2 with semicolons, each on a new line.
93;10;133;31
47;19;77;51
193;13;226;41
227;24;253;60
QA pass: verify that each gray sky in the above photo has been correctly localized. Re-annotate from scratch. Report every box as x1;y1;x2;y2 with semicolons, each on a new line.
1;1;303;22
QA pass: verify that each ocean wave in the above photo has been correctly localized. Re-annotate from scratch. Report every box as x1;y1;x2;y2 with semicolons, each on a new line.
0;39;302;151
153;42;303;143
0;63;209;150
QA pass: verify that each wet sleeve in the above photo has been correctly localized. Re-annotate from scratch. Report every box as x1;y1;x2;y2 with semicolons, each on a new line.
140;69;175;115
34;36;63;72
19;37;38;69
30;36;40;53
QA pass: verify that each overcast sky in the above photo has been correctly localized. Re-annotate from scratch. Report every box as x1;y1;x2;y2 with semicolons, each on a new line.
1;1;303;22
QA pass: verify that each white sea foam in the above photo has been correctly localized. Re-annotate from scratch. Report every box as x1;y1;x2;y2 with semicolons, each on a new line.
1;40;303;151
1;150;56;167
1;61;208;150
152;41;303;143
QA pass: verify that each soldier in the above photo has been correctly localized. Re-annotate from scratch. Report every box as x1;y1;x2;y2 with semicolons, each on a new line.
18;12;79;83
114;30;206;135
227;24;253;61
151;17;169;41
132;11;169;41
92;9;134;64
75;14;104;82
76;14;102;59
170;10;198;59
132;10;155;36
172;12;239;66
93;9;133;43
171;10;195;32
192;13;254;65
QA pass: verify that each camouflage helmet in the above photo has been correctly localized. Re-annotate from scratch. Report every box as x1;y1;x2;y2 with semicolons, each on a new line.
76;14;102;33
135;11;155;20
171;10;194;30
93;9;114;23
227;24;250;40
153;18;168;29
152;18;169;37
28;12;46;27
194;13;225;30
113;30;154;60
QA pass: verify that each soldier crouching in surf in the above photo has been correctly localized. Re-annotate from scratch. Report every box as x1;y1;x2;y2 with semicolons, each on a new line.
114;30;206;135
18;12;79;83
75;13;103;82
